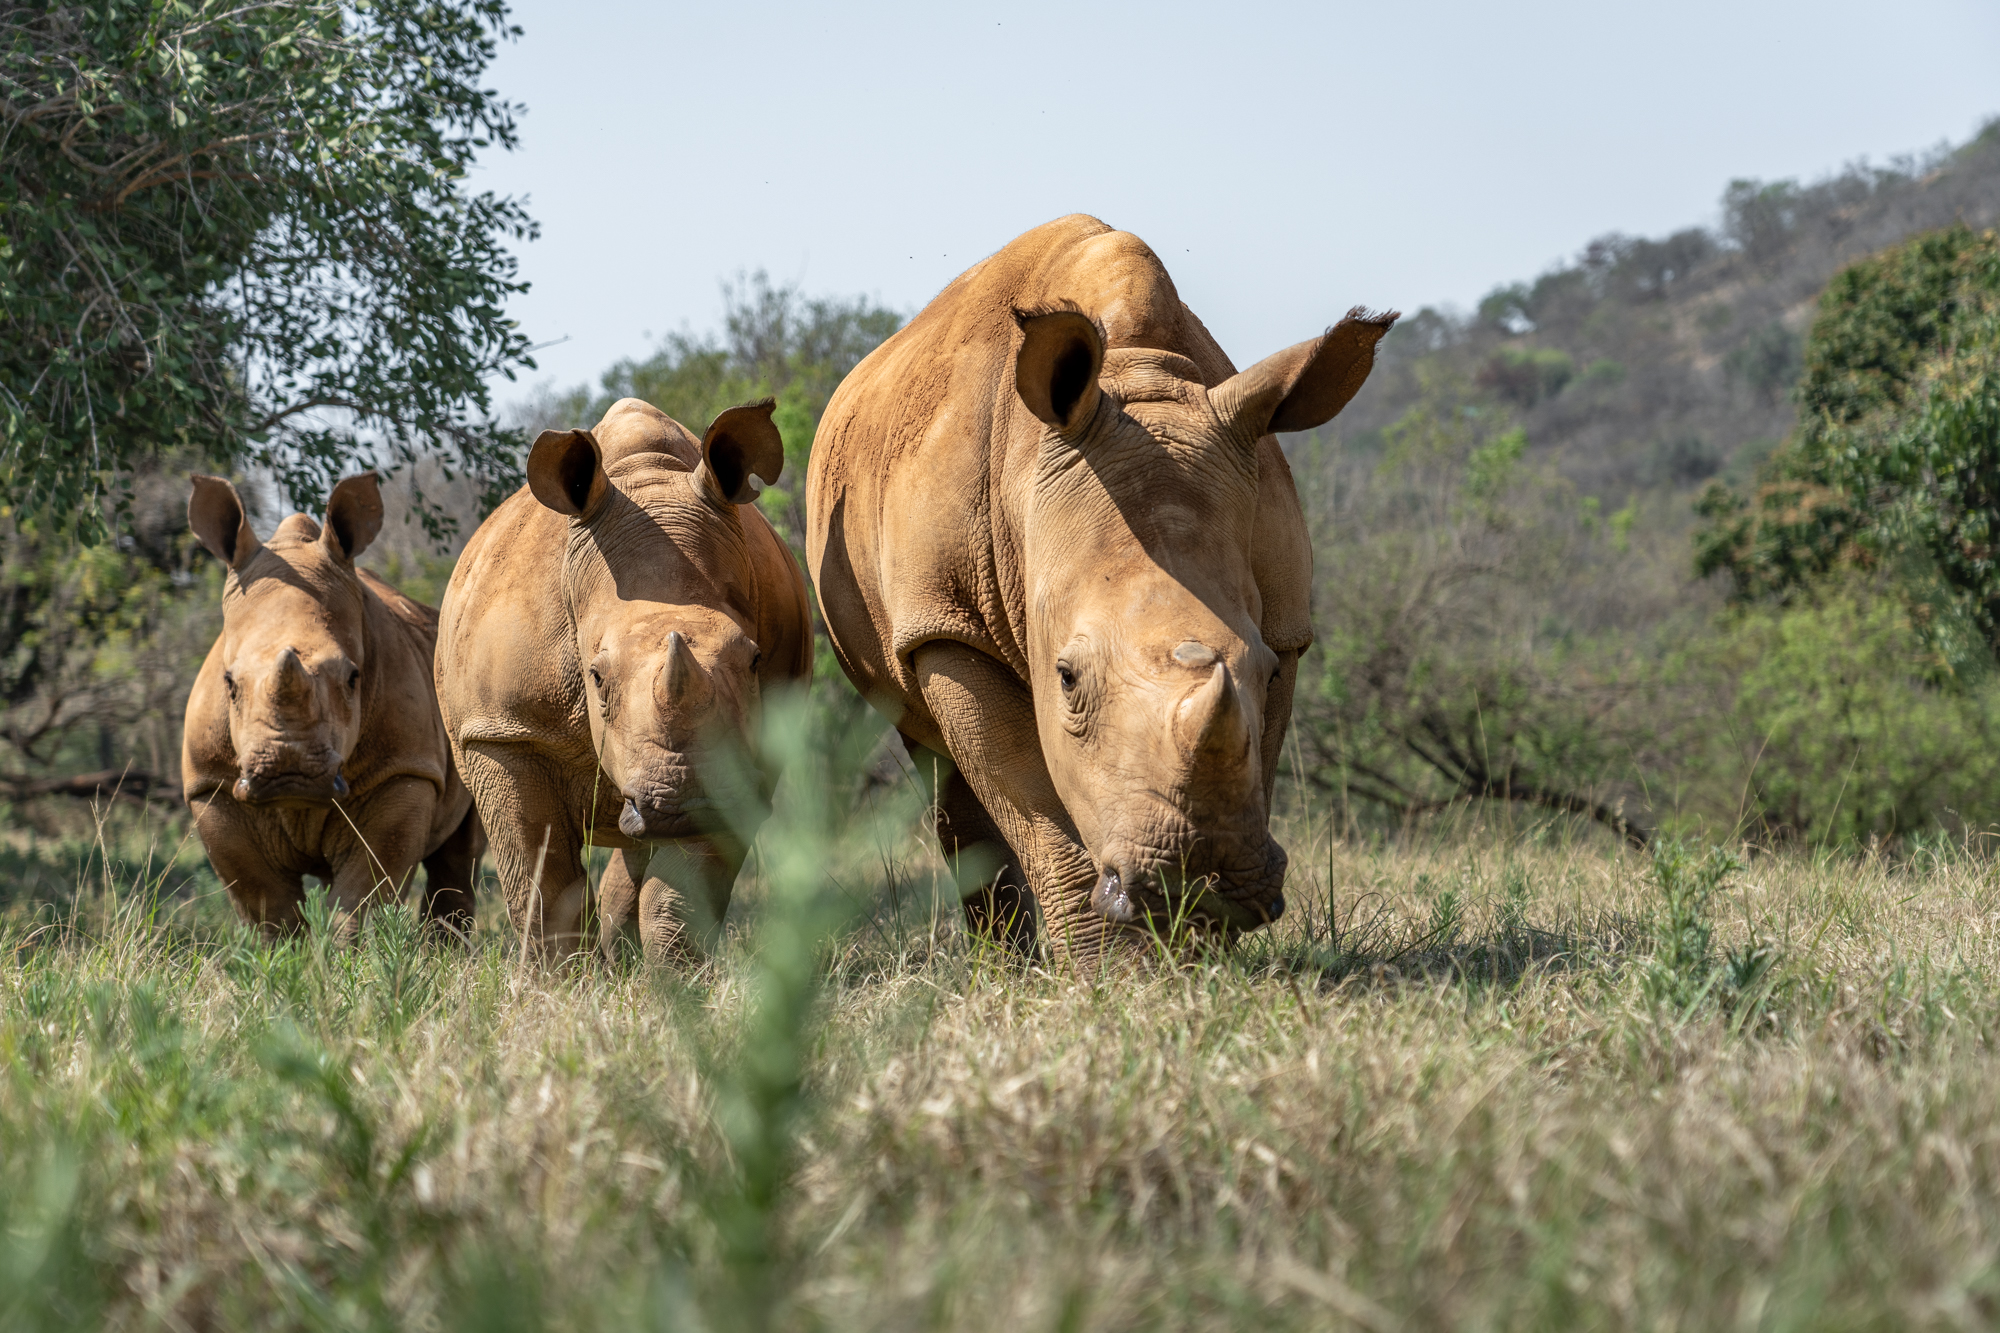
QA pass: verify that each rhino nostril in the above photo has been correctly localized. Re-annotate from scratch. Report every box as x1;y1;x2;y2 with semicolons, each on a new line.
1091;868;1137;923
618;798;647;840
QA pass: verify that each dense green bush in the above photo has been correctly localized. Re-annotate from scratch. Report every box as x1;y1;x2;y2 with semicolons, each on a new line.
1697;225;2000;670
1705;578;2000;843
1474;346;1575;408
0;462;218;785
0;0;534;537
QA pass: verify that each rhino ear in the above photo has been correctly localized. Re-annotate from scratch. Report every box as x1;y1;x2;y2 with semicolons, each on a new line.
527;428;608;518
698;399;783;505
188;474;261;570
1211;307;1399;439
1015;306;1104;435
322;472;384;564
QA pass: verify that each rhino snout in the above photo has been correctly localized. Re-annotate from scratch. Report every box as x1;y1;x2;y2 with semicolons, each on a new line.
1088;836;1288;931
1091;867;1139;924
233;765;349;806
618;789;710;842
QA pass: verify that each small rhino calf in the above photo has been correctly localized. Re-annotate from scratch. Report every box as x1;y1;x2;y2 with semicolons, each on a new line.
181;472;483;936
434;398;812;962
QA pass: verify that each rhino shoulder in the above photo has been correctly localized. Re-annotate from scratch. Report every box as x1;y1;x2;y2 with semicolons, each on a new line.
345;573;453;789
740;505;815;681
434;487;588;754
180;638;237;800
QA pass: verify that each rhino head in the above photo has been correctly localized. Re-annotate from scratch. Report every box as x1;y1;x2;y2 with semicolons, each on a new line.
525;400;785;843
1011;305;1394;933
189;472;384;808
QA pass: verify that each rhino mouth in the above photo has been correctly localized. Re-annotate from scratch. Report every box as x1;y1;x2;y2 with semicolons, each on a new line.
233;769;350;807
616;793;715;842
1089;842;1288;933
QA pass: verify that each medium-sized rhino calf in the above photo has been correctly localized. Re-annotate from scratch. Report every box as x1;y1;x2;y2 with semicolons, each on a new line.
181;472;483;936
435;398;812;962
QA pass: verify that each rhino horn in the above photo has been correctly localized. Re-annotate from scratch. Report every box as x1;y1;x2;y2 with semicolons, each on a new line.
659;631;704;711
1182;662;1249;762
272;647;310;704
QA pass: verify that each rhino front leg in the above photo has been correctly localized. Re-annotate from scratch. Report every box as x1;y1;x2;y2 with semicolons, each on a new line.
597;846;642;962
601;838;740;966
190;796;308;936
900;733;1037;955
324;775;437;936
910;642;1128;965
458;744;591;958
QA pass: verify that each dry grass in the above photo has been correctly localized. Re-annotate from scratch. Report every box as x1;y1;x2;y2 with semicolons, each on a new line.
7;792;2000;1330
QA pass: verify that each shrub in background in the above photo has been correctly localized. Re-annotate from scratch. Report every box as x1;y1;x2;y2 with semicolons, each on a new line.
1290;371;1690;846
1709;577;2000;843
1697;224;2000;669
0;0;537;538
1475;346;1576;408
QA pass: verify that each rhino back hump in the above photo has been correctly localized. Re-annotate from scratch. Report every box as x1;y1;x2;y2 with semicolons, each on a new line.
809;214;1314;714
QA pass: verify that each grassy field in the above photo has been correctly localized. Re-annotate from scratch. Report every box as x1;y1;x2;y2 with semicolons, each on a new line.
7;774;2000;1331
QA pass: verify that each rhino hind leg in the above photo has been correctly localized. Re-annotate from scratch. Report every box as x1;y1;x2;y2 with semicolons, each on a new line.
900;732;1038;956
420;805;485;942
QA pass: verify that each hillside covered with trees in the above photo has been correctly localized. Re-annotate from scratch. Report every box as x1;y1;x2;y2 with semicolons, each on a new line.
1333;125;2000;498
1283;123;2000;846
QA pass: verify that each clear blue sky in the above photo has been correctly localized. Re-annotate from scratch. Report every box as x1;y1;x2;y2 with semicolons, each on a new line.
472;0;2000;401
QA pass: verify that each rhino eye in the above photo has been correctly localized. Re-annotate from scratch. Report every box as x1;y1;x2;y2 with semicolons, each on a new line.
347;667;361;691
750;650;763;672
223;670;237;699
1056;663;1077;694
588;667;603;689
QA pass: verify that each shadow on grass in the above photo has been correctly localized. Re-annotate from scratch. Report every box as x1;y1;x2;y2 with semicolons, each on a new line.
1237;899;1651;998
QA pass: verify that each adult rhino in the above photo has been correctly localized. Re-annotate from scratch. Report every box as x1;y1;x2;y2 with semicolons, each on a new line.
435;398;811;962
807;215;1394;959
182;473;482;936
